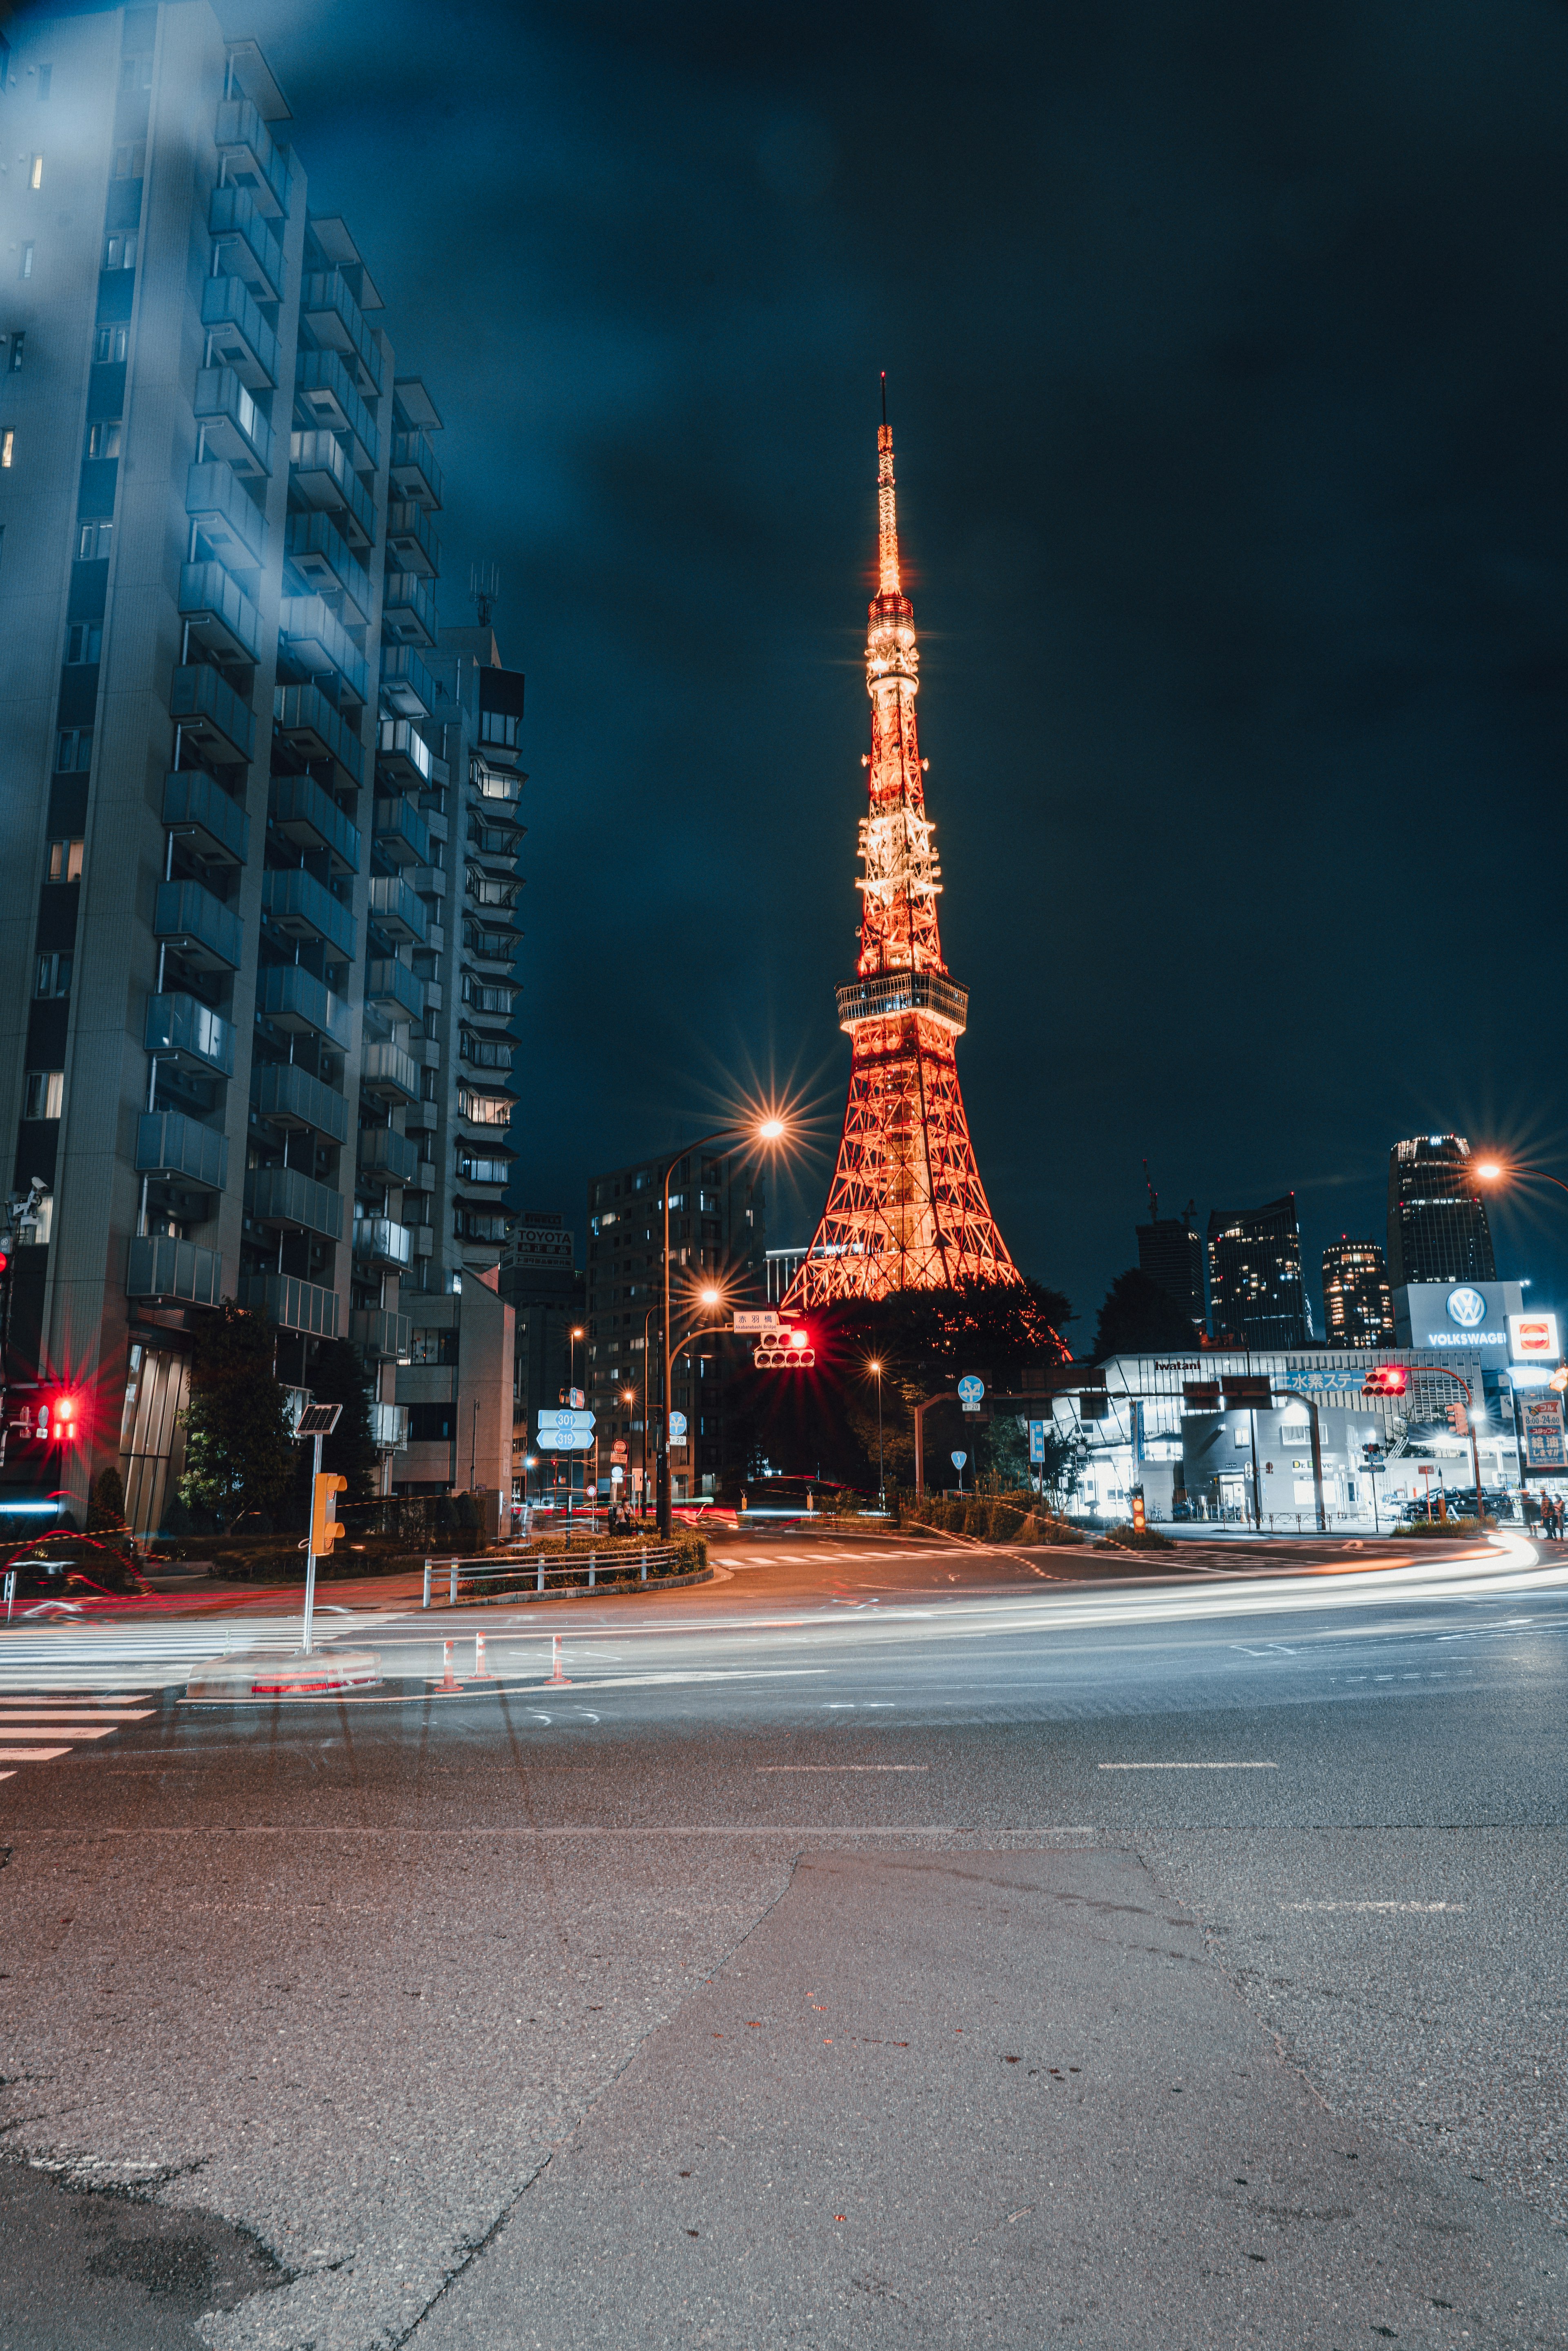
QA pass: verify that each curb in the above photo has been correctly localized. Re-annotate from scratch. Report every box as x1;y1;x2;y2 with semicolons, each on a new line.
436;1565;715;1608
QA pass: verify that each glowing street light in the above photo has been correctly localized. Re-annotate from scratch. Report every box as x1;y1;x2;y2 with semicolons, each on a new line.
1476;1158;1568;1202
867;1357;885;1503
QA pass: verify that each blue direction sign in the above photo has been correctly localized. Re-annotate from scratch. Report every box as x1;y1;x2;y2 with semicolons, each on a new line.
668;1411;688;1441
537;1407;596;1452
950;1450;968;1469
957;1375;984;1412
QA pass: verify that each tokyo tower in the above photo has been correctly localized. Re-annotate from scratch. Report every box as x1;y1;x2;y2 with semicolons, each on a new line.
786;397;1020;1307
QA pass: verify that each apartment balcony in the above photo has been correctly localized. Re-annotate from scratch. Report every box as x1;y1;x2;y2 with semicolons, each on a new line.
172;663;257;766
472;761;524;807
209;184;285;302
278;594;368;706
294;348;378;472
375;718;432;791
390;430;443;510
353;1215;412;1271
300;270;383;395
195;365;274;478
267;772;359;873
285;510;372;629
360;1040;421;1106
381;570;437;649
199;270;278;390
404;1098;437;1134
185;459;267;568
273;680;365;787
350;1308;412;1365
215;93;291;216
154;878;243;973
236;1270;339;1338
127;1235;221;1307
379;643;437;720
356;1122;419;1184
178;561;263;664
145;990;235;1078
288;429;376;549
385;498;440;578
134;1109;228;1191
370;1400;410;1450
255;962;351;1049
245;1162;345;1241
365;956;425;1022
374;798;432;875
250;1058;349;1144
367;873;427;946
261;866;356;959
163;769;249;866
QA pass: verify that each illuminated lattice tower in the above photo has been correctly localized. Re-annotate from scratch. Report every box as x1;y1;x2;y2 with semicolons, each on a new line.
786;410;1020;1307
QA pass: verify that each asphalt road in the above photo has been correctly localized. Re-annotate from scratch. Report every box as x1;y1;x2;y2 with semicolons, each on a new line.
0;1526;1564;2349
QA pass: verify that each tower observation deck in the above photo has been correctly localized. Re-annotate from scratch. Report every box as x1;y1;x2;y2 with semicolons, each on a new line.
785;404;1019;1307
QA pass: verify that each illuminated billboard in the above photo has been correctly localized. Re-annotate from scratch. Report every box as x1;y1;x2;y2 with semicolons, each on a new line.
1509;1312;1561;1364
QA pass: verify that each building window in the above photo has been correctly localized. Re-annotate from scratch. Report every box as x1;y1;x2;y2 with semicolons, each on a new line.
112;141;145;179
119;54;153;94
409;1328;457;1365
64;623;102;664
47;838;84;881
24;1070;64;1120
8;333;22;373
77;522;112;560
456;1086;510;1127
103;232;137;272
478;708;521;750
20;244;33;279
457;1153;510;1186
0;430;12;468
86;420;121;460
54;730;92;774
408;1403;454;1443
29;156;43;190
34;952;71;999
93;326;128;364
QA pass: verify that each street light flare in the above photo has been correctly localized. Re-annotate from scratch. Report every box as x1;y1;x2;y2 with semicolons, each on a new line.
1475;1161;1503;1180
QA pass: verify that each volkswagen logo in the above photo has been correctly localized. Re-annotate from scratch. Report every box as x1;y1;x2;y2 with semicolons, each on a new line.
1446;1286;1488;1329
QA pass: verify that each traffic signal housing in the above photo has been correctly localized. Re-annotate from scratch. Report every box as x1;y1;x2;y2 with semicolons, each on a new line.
310;1471;348;1554
1446;1403;1468;1435
1362;1365;1408;1397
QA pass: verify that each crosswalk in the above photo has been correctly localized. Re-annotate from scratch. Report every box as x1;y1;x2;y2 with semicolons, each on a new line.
0;1616;393;1693
713;1546;951;1568
0;1692;156;1779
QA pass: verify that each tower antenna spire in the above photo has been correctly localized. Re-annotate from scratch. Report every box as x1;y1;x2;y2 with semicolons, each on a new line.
880;370;886;427
1144;1159;1158;1225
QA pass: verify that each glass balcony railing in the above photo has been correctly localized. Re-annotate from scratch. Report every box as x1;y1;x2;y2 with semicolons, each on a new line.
154;877;243;972
381;570;438;648
352;1215;412;1270
278;593;368;705
365;955;426;1022
370;1401;410;1449
171;663;257;765
127;1236;222;1306
185;458;267;567
267;771;360;872
294;347;379;472
250;1057;350;1143
288;428;376;549
134;1109;228;1191
285;509;372;629
245;1162;345;1240
390;430;443;510
385;497;440;578
272;680;365;786
261;865;356;959
215;95;291;216
208;183;285;301
236;1271;339;1338
300;270;383;394
144;990;235;1077
199;270;278;390
162;769;249;865
356;1122;420;1183
379;643;438;719
374;721;432;793
178;560;263;664
255;962;352;1048
194;365;274;477
359;1041;420;1106
366;873;427;946
350;1308;412;1364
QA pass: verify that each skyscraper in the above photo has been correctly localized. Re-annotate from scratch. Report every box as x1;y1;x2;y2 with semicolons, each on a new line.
0;5;523;1528
1206;1196;1308;1350
1385;1135;1497;1290
1321;1237;1394;1349
1136;1208;1205;1337
787;404;1016;1305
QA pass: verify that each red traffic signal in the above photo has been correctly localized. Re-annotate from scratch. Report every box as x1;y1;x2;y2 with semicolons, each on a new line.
1362;1365;1408;1397
0;1247;10;1275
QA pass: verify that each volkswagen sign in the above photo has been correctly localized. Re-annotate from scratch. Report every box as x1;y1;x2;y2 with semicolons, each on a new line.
1446;1287;1488;1330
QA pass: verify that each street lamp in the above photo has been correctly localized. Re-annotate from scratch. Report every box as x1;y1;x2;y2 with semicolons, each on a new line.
867;1358;885;1504
655;1118;789;1538
1475;1159;1568;1201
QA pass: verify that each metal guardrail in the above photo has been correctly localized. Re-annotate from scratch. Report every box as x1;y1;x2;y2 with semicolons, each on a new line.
421;1546;686;1607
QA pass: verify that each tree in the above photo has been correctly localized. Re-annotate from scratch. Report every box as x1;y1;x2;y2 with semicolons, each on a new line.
180;1303;295;1527
1093;1268;1200;1361
301;1338;379;1504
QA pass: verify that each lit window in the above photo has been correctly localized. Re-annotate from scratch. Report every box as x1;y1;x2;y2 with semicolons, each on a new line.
20;243;33;280
64;623;102;664
102;232;137;272
86;420;122;460
47;838;84;881
29;155;42;190
0;430;12;468
93;326;128;364
24;1070;64;1120
8;332;22;373
76;521;112;559
34;952;71;999
54;729;92;773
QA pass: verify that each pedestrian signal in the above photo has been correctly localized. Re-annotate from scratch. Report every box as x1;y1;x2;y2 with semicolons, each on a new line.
311;1471;348;1554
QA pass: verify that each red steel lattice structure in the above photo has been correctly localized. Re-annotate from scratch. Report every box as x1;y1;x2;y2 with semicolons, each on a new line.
786;408;1020;1308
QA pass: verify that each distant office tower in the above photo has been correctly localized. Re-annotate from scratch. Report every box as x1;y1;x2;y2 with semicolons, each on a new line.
1206;1196;1308;1350
586;1149;767;1503
499;1209;581;1492
0;5;523;1527
1321;1237;1394;1349
1136;1209;1205;1337
1385;1135;1496;1289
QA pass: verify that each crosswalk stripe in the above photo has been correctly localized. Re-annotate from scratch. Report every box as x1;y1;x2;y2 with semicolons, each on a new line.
0;1746;73;1761
0;1709;153;1722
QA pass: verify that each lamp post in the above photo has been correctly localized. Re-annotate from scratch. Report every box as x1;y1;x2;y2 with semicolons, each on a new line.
868;1358;885;1504
655;1118;786;1539
568;1325;585;1512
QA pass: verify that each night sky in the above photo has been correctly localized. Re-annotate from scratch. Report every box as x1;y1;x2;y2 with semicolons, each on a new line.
35;0;1568;1331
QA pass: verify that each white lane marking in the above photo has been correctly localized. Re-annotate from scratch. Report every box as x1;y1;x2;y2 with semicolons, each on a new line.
0;1771;12;1781
0;1823;1100;1840
1098;1761;1277;1770
505;1668;830;1691
755;1764;929;1772
0;1711;152;1723
1281;1900;1465;1912
0;1745;74;1760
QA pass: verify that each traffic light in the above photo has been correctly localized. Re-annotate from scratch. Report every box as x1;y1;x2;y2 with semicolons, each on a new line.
310;1471;348;1554
44;1390;80;1443
1362;1365;1408;1397
755;1324;815;1369
1446;1403;1468;1435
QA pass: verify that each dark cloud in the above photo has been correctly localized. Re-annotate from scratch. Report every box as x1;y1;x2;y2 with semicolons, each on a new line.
64;0;1568;1312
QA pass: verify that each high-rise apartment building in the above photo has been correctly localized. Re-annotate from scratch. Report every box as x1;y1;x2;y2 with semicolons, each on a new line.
1321;1236;1394;1349
1136;1210;1205;1337
1385;1135;1496;1291
586;1150;767;1502
1206;1195;1308;1350
0;6;523;1528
